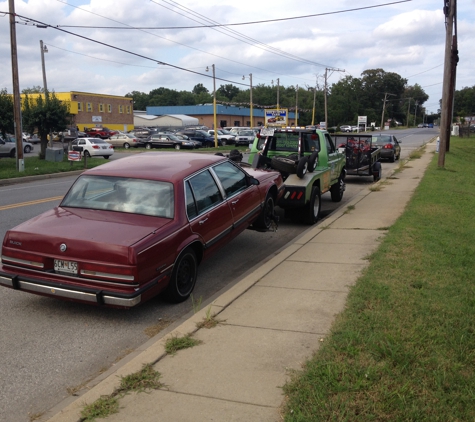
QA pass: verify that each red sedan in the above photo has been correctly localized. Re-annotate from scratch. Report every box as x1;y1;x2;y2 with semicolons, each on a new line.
0;153;284;308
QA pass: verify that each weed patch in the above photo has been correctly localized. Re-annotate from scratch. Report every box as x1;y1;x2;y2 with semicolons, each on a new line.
165;334;202;355
81;396;119;421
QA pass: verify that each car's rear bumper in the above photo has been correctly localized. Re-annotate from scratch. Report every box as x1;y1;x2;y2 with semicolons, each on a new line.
0;269;167;308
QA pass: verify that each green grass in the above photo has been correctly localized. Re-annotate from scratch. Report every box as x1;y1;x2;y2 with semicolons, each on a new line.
283;137;475;421
80;364;162;421
165;334;202;355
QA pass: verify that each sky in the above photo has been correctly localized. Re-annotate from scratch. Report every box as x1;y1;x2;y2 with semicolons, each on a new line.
0;0;473;115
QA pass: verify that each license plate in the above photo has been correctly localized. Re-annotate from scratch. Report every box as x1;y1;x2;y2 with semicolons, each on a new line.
54;259;78;274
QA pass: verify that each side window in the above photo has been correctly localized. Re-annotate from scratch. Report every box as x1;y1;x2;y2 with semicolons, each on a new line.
185;181;197;219
188;170;222;214
212;162;247;197
79;140;85;145
325;134;336;153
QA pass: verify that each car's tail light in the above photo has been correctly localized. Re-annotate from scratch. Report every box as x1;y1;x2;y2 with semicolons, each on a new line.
384;144;393;149
92;145;100;149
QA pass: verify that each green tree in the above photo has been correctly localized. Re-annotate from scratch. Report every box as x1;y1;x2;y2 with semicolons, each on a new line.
0;88;14;138
22;93;71;158
217;84;240;101
192;83;208;95
21;86;44;94
126;91;149;110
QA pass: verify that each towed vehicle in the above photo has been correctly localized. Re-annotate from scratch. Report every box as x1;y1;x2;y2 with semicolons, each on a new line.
0;153;284;308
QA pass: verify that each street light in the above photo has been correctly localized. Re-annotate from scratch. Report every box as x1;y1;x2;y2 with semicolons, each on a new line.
242;73;253;128
206;65;218;147
295;85;299;126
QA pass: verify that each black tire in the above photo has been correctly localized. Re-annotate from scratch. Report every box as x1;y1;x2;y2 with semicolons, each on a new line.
271;156;296;173
373;161;382;182
24;145;31;153
123;143;130;149
9;148;16;158
174;144;181;150
302;186;321;225
389;152;395;163
307;151;318;172
95;135;101;138
296;156;309;179
104;156;110;159
330;174;345;202
84;150;91;158
165;247;197;303
221;140;226;146
254;194;275;230
145;143;152;150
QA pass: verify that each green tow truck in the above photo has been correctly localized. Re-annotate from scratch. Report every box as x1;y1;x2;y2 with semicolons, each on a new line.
249;127;346;224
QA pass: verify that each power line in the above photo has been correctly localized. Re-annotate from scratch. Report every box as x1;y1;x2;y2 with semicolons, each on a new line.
56;0;413;29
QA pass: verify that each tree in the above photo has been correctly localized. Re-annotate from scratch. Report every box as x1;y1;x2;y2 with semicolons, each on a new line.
217;84;240;101
21;86;44;94
126;91;149;110
22;93;71;158
192;83;208;95
0;88;14;138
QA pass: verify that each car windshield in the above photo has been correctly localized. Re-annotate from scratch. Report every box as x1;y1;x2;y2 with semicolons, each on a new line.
239;131;254;136
61;175;175;218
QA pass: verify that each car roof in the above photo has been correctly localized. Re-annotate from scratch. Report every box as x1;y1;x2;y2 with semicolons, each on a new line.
83;152;228;182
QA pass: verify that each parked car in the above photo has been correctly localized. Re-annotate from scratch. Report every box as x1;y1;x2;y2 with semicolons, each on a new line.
71;137;114;159
145;134;196;150
234;129;256;146
0;153;284;307
207;130;236;145
108;133;144;149
417;124;424;128
84;127;118;139
340;125;352;132
371;135;401;162
0;135;34;154
176;130;220;147
128;128;155;138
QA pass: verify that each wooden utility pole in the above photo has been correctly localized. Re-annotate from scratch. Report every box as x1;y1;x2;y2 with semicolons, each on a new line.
9;0;24;172
380;92;396;130
438;0;457;167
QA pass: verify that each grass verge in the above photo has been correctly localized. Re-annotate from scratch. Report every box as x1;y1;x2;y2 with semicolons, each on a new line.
283;137;475;421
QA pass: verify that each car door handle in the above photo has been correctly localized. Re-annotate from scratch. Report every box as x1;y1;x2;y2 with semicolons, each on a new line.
231;199;239;205
199;218;208;225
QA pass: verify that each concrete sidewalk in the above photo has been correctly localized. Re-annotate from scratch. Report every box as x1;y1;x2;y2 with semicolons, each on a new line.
47;142;436;422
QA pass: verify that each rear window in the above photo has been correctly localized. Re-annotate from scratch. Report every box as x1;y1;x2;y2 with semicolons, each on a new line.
262;132;320;153
372;136;392;144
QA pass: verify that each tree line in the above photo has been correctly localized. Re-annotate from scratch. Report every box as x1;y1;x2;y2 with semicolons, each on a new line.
126;68;434;127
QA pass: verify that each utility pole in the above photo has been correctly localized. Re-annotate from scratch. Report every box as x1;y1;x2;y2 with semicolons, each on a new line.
406;97;413;127
414;101;419;127
295;85;298;126
276;78;280;110
324;67;345;131
380;92;396;130
311;75;318;126
439;0;457;167
9;0;24;172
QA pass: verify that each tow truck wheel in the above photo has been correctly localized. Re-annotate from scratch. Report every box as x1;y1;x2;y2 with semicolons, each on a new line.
330;174;345;202
307;152;319;172
271;156;297;173
302;186;321;225
296;156;309;178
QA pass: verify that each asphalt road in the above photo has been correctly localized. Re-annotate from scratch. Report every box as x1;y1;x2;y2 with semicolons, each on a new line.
0;128;437;421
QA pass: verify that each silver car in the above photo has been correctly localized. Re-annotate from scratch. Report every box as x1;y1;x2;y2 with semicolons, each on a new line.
0;135;34;157
234;130;255;146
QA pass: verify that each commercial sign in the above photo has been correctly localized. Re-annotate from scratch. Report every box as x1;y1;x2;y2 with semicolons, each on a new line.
265;109;288;127
92;116;102;123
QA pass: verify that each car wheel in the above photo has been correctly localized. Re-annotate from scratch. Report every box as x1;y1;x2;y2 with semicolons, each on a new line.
23;145;31;153
221;140;226;146
307;151;319;172
84;150;91;158
165;247;197;303
174;144;181;150
145;143;152;150
95;135;101;138
296;156;309;179
373;161;382;182
302;186;321;225
254;193;275;230
271;156;296;173
389;152;395;163
9;148;16;158
123;143;130;149
330;173;345;202
103;156;110;159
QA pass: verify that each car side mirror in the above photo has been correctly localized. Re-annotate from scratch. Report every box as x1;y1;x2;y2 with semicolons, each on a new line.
250;177;260;186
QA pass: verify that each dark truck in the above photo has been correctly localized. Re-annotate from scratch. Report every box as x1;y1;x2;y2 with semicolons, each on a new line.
249;127;346;224
333;134;382;182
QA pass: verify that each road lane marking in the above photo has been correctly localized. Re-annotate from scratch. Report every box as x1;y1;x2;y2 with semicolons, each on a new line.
0;196;64;211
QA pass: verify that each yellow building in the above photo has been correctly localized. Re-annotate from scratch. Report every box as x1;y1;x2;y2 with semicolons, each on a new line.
21;91;134;132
